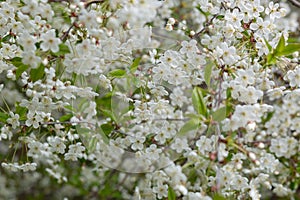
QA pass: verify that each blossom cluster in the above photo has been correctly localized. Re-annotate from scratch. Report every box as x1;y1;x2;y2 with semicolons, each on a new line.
0;0;299;199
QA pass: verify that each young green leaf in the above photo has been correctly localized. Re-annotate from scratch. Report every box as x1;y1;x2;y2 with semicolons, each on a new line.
30;64;45;82
87;135;98;153
98;125;110;144
108;69;126;78
10;57;29;79
204;61;213;87
264;38;272;52
266;53;277;65
212;106;227;122
76;125;91;149
53;43;70;56
168;186;176;200
15;104;28;121
59;113;73;122
274;34;286;54
192;87;208;117
276;43;300;56
178;118;200;136
100;123;114;135
213;194;227;200
130;57;141;73
0;112;9;123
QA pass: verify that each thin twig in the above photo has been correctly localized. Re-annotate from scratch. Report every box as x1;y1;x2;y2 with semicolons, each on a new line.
288;0;300;8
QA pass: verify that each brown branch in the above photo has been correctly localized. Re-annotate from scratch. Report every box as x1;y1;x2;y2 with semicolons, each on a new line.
288;0;300;8
58;0;106;41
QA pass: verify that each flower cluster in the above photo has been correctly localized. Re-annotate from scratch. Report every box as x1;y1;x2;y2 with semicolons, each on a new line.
0;0;299;199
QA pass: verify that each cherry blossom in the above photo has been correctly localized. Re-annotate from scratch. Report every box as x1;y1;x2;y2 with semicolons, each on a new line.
0;0;299;199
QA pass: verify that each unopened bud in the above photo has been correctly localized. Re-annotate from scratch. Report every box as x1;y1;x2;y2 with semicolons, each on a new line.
167;18;176;25
166;24;173;31
248;152;256;161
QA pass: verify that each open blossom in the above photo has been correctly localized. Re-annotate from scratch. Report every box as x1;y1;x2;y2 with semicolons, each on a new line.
6;112;20;129
153;184;168;199
18;32;37;51
22;51;41;68
284;67;300;87
40;29;61;52
265;2;282;20
0;0;300;199
213;42;240;65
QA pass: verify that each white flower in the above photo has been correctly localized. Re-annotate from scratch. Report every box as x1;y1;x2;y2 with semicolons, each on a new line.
214;42;240;65
28;141;43;157
180;40;198;55
224;8;244;28
171;138;189;153
79;10;101;29
265;2;281;20
40;29;61;53
196;136;214;155
19;163;37;172
22;51;41;69
48;136;66;154
272;183;292;197
18;32;37;51
230;175;249;191
99;74;112;91
238;86;263;104
6;111;20;129
284;67;300;87
153;184;168;199
145;144;162;160
21;0;40;16
25;111;42;129
170;87;188;107
130;135;146;151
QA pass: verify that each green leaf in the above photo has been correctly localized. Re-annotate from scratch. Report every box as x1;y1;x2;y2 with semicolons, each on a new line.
275;34;286;53
178;118;200;136
212;106;226;122
266;53;277;65
15;104;28;121
206;124;216;135
76;125;92;148
276;43;300;56
100;108;116;121
187;168;198;184
262;111;274;124
10;57;29;79
1;34;12;43
130;57;141;73
0;112;9;123
16;64;29;79
100;123;114;135
64;105;75;112
168;186;176;200
87;135;98;153
216;15;224;19
98;125;109;144
264;38;272;52
192;87;208;117
76;125;91;136
204;61;213;87
108;69;126;78
53;43;70;56
30;64;45;82
59;113;73;122
213;194;227;200
131;76;142;88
